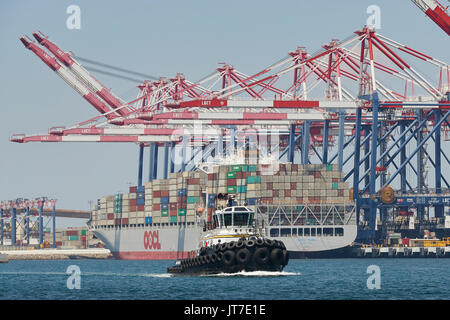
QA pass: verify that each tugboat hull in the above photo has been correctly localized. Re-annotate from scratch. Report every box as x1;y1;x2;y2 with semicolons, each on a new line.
167;238;289;275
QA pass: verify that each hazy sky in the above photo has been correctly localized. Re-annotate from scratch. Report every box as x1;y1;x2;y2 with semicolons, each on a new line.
0;0;449;227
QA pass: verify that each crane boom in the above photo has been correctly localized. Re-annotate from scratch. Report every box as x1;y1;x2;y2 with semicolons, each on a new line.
411;0;450;35
31;31;128;116
20;36;117;119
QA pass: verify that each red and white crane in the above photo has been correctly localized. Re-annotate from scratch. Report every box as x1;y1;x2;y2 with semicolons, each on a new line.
19;36;117;119
411;0;450;35
13;28;449;145
31;31;129;116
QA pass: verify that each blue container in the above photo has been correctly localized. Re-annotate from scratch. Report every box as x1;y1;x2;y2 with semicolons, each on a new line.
145;217;153;225
208;194;216;201
161;197;169;204
137;192;145;199
177;189;187;196
137;198;145;206
246;198;258;205
137;186;145;193
161;204;169;210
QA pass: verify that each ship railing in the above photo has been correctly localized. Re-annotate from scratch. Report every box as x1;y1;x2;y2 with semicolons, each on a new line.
255;202;356;227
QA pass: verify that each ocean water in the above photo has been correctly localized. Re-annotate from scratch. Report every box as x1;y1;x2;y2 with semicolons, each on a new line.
1;258;450;300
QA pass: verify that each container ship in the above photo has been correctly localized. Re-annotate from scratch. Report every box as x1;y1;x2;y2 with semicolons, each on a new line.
89;162;357;259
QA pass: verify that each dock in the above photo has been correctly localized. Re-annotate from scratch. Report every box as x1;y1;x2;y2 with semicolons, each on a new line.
0;248;111;260
355;246;450;258
0;253;8;263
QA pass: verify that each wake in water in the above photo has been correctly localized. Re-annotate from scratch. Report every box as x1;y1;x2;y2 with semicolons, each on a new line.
202;270;301;277
0;271;299;278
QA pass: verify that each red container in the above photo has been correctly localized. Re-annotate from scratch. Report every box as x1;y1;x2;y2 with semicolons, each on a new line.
290;182;297;190
56;241;63;247
129;205;137;212
129;199;137;206
114;218;121;225
170;203;177;210
296;197;303;204
273;190;279;197
169;210;177;216
178;202;187;209
266;182;273;190
314;171;321;178
122;218;129;225
153;203;161;210
236;172;243;179
130;186;137;193
402;238;410;246
107;213;114;220
153;191;161;197
338;190;344;197
226;179;236;186
81;236;87;241
187;178;200;185
161;190;169;197
285;190;291;197
137;205;145;211
291;164;298;172
177;196;187;204
332;178;339;183
208;173;217;180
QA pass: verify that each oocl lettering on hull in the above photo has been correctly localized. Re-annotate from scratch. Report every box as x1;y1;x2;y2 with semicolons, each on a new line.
144;230;161;250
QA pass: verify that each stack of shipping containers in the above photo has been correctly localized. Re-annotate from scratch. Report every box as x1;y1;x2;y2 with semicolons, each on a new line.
44;227;93;249
91;163;350;228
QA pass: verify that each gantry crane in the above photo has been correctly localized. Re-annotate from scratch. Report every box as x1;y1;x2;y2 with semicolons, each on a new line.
12;26;450;244
411;0;450;35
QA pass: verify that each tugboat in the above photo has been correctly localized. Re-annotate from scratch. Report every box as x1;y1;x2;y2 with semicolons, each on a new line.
167;204;289;275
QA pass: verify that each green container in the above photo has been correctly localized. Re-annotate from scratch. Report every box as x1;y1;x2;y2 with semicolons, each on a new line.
161;210;169;217
178;208;186;216
226;186;237;193
297;205;303;212
237;185;247;193
187;196;200;204
115;193;123;200
231;165;242;172
247;176;261;184
332;182;338;190
81;230;87;236
170;216;177;223
248;165;257;172
226;171;237;179
326;164;333;171
68;235;79;241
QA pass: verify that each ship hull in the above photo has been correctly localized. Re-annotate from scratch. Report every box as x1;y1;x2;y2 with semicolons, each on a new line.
92;224;357;260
